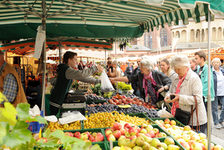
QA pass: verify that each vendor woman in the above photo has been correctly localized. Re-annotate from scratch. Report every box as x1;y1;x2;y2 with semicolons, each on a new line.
50;51;103;115
110;58;171;107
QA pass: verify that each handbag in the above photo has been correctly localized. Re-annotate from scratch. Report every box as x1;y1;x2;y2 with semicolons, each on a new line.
174;96;200;130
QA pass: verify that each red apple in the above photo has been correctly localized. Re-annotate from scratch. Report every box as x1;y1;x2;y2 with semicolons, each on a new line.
89;135;96;142
80;133;89;140
129;127;137;136
120;129;125;135
170;120;176;126
148;130;155;138
95;133;104;142
153;128;159;134
124;123;131;129
74;132;81;138
164;118;170;124
113;130;121;139
64;132;73;137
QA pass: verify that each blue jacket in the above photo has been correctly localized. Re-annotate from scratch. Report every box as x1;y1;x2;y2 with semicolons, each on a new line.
197;64;215;102
213;68;224;96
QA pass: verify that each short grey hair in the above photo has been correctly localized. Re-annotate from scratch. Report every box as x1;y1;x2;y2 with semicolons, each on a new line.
212;58;221;65
171;55;190;68
140;58;155;70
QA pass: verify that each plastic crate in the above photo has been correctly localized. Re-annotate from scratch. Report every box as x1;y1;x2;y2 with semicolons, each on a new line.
151;117;185;127
108;136;185;150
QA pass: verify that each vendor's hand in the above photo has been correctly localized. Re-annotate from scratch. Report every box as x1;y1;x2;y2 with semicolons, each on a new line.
158;87;164;93
110;78;116;84
97;65;103;73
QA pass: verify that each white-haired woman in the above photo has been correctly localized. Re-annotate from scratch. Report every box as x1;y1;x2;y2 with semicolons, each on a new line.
110;58;171;107
212;58;224;128
107;60;123;78
164;55;207;133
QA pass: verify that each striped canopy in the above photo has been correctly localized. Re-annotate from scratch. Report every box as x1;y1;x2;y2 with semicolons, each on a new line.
0;0;223;40
0;39;112;55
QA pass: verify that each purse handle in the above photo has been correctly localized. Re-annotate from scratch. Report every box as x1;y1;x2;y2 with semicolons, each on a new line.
190;96;200;131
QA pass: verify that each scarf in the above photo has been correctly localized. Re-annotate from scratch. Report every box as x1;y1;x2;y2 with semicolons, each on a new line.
171;68;189;116
143;72;158;104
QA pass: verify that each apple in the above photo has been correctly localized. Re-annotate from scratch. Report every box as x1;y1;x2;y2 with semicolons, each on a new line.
191;134;200;141
135;136;145;147
113;122;122;130
146;125;153;132
183;125;191;131
107;134;116;141
142;142;150;150
113;130;121;139
164;124;171;129
129;135;137;140
151;138;161;148
170;120;176;126
118;136;127;146
153;128;159;134
178;139;190;150
74;131;81;138
64;132;73;137
124;123;131;129
89;135;96;142
198;133;207;140
105;128;113;137
140;128;147;134
168;144;180;150
95;133;104;142
133;146;143;150
164;137;175;145
191;142;203;150
148;130;155;138
160;142;168;150
80;133;88;140
164;118;170;124
112;146;121;150
149;146;157;150
182;134;191;142
129;127;137;136
120;128;125;135
156;132;167;138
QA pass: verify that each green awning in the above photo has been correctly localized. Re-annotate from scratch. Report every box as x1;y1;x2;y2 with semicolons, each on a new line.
0;0;223;40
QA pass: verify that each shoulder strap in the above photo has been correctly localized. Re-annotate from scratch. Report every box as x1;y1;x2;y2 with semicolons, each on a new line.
191;96;200;131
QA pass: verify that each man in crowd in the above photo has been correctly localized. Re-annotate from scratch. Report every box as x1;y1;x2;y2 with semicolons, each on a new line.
0;51;27;106
194;50;215;110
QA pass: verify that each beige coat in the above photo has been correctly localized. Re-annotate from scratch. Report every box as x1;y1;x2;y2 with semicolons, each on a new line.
168;69;207;126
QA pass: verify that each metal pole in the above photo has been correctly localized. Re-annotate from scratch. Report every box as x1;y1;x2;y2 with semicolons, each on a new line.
41;0;47;114
59;41;62;64
207;10;212;150
105;49;106;65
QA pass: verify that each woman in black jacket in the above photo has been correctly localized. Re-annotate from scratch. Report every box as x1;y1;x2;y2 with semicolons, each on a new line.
111;58;171;107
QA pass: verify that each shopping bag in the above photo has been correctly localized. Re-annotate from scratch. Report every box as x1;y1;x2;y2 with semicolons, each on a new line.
157;103;173;118
101;70;114;92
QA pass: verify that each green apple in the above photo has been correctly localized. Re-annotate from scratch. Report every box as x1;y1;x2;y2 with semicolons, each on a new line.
164;137;175;145
160;142;168;150
143;142;151;150
136;136;145;147
149;146;158;150
151;138;161;147
112;146;121;150
133;146;143;150
168;144;180;150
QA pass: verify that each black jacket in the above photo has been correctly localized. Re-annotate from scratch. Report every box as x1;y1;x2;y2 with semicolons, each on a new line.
128;70;171;101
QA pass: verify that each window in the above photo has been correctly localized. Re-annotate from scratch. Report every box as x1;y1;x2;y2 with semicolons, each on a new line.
175;31;180;38
190;29;195;42
212;27;216;41
160;28;168;47
144;32;152;49
181;30;186;42
196;29;200;42
202;29;205;42
218;27;222;40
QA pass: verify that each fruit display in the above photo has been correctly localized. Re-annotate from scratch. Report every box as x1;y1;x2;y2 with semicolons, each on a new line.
64;131;104;142
108;94;157;109
112;136;181;150
47;121;82;131
84;111;150;129
154;118;224;150
105;122;167;142
86;94;108;104
86;104;159;118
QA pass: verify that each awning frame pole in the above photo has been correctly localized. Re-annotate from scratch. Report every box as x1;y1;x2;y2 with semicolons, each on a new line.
59;41;62;64
41;0;47;114
207;10;212;150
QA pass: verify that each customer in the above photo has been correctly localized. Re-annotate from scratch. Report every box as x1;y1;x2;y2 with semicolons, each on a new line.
160;58;177;82
194;50;215;110
212;58;224;128
0;51;27;107
50;51;103;115
165;55;207;133
110;58;171;107
190;57;198;73
107;60;123;78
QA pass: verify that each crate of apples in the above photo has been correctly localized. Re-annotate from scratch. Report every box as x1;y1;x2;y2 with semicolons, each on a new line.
105;122;168;142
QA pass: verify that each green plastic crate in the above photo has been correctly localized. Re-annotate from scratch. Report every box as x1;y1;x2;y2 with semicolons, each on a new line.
108;136;185;150
151;117;185;127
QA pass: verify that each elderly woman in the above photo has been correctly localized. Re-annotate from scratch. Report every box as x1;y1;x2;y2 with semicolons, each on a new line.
107;60;123;78
164;55;207;133
212;58;224;128
160;58;178;82
111;58;171;107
